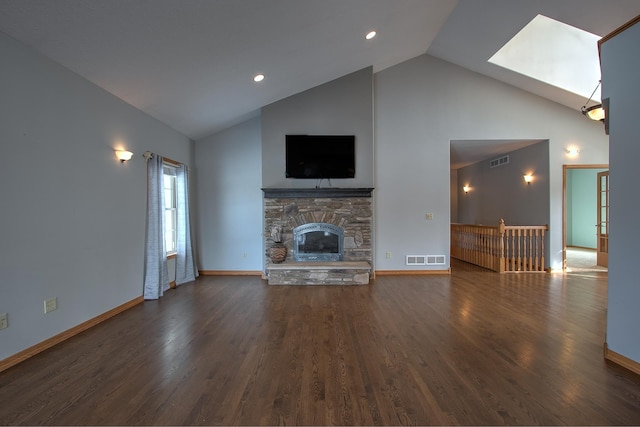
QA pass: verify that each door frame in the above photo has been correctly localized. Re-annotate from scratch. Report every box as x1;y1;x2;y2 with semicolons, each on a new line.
562;164;608;271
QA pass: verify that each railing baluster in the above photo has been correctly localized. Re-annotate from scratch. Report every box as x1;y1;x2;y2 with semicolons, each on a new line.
451;221;548;273
498;219;505;273
540;229;544;271
534;230;540;271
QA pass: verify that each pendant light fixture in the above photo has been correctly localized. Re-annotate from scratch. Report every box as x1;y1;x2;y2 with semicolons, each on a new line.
581;81;605;122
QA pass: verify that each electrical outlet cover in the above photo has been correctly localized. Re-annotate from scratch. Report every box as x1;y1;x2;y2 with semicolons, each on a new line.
0;313;8;330
44;298;57;313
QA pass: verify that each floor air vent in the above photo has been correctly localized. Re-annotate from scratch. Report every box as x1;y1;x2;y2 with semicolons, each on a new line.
406;255;427;266
489;155;509;168
426;255;446;265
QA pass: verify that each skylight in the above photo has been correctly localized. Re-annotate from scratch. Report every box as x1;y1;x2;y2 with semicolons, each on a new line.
489;14;602;100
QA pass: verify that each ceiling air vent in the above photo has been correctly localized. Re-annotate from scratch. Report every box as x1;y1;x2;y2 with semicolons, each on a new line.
489;155;509;168
406;255;427;266
426;255;446;265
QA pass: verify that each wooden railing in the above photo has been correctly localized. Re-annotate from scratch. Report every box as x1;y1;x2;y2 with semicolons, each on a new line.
451;219;548;273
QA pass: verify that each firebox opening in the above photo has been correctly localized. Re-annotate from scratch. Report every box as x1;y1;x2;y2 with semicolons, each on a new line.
294;223;344;261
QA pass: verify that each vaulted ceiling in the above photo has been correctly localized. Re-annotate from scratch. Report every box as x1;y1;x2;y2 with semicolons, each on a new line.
1;0;639;143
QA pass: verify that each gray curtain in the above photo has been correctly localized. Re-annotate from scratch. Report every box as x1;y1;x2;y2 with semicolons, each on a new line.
143;154;170;299
175;164;198;285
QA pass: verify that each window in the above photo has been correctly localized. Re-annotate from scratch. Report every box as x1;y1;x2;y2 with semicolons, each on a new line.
163;164;177;255
488;14;602;100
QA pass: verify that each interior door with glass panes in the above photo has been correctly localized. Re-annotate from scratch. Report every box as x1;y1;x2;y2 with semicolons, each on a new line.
597;171;609;267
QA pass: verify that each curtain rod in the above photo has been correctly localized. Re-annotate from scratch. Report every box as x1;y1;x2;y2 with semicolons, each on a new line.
142;150;182;166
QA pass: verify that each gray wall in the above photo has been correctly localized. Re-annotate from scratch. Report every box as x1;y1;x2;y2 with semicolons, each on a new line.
195;67;375;275
0;32;193;361
261;67;374;189
601;19;640;364
194;117;263;271
195;54;610;276
374;54;608;271
566;168;606;248
457;142;550;227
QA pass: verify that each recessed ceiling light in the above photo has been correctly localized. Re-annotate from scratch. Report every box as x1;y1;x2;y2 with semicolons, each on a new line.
253;74;265;82
365;30;376;40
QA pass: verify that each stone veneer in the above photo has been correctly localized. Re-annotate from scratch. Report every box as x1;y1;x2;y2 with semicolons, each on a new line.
262;188;373;281
267;261;371;285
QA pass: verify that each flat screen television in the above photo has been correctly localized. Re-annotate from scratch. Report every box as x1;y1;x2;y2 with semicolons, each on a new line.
285;135;355;179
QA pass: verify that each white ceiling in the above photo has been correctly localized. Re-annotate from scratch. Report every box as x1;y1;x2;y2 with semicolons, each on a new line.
0;0;457;139
1;0;639;154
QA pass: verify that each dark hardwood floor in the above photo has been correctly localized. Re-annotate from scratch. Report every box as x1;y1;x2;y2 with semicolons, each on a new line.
1;262;639;425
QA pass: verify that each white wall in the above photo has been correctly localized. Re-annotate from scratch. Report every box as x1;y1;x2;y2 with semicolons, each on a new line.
0;32;193;361
375;54;609;271
194;117;263;271
262;67;374;189
601;19;640;363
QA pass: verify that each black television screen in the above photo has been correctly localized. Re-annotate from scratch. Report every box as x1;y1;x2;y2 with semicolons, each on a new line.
285;135;355;179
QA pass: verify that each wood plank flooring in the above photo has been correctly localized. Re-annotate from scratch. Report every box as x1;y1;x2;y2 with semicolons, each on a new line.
1;262;639;425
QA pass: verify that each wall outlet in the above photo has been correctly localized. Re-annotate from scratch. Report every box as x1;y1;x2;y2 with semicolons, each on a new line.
426;212;434;220
0;313;7;330
386;251;392;259
44;297;57;314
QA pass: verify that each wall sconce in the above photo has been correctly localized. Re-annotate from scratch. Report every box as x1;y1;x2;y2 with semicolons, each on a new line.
463;185;470;194
115;150;133;163
523;174;534;184
566;147;581;157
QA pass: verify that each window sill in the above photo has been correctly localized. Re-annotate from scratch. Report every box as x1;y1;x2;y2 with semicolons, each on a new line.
167;253;177;260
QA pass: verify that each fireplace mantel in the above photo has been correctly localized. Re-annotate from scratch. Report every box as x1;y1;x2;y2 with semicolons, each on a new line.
262;187;373;199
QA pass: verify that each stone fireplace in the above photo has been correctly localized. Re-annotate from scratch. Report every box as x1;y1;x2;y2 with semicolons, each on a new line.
262;188;373;284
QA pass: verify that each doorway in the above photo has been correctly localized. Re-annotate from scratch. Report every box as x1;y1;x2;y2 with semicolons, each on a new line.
563;164;608;272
